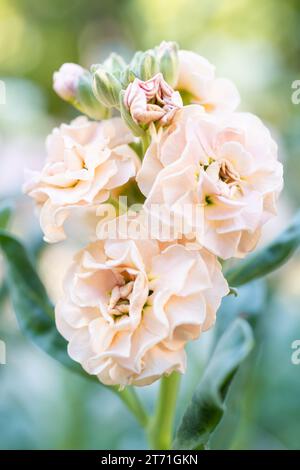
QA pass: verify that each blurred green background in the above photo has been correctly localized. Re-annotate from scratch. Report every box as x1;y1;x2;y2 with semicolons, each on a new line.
1;0;300;450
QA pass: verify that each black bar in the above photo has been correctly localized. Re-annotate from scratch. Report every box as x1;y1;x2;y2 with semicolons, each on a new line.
0;450;299;465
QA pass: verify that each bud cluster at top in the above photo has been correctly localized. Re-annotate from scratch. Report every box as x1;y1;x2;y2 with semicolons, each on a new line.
53;42;181;135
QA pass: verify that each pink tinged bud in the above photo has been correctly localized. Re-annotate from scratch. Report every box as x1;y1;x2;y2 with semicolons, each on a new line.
53;63;85;102
124;73;182;126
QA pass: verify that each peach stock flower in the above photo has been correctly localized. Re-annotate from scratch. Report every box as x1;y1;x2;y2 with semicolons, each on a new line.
124;73;183;126
23;42;285;395
137;106;283;259
24;116;138;243
55;213;228;387
176;50;240;113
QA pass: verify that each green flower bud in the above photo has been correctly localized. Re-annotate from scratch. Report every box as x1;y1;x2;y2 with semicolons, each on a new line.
90;63;100;74
129;51;144;77
92;66;122;108
103;53;126;78
156;41;179;87
139;51;159;81
120;66;137;88
75;71;109;120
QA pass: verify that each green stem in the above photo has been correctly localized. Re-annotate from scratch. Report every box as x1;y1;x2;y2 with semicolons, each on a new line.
147;372;181;449
113;386;149;428
140;132;151;155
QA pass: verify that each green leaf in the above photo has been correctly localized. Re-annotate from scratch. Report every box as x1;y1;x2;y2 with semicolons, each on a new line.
0;230;88;376
0;200;13;230
214;279;266;340
0;230;149;426
225;211;300;287
0;200;13;308
173;319;254;450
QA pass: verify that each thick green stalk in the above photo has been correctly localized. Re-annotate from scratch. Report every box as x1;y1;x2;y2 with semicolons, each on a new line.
147;372;181;449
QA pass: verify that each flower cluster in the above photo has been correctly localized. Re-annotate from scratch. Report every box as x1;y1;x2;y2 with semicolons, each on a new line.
25;42;283;387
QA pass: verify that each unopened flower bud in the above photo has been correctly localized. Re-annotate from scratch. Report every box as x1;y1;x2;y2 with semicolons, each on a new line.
129;51;144;77
103;53;126;77
92;66;122;108
156;41;179;87
121;66;137;88
76;71;109;120
123;73;182;127
119;90;146;137
53;63;85;102
53;63;108;120
139;51;159;81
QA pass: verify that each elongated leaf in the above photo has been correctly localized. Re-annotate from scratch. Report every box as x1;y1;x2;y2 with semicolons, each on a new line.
214;279;266;340
225;211;300;287
0;230;88;376
173;319;254;450
0;200;13;230
0;231;149;426
0;201;13;307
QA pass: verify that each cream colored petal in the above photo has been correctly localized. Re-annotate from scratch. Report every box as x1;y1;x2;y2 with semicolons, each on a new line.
163;293;206;350
136;126;164;196
131;345;186;387
177;50;215;94
206;77;240;113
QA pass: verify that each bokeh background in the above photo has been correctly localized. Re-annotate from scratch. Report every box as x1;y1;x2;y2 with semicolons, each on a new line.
1;0;300;450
